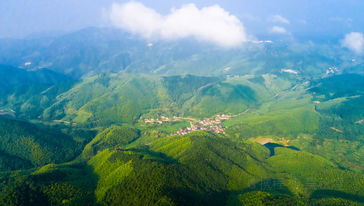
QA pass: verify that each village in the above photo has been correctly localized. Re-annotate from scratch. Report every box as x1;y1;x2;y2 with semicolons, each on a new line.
143;115;177;124
143;114;231;135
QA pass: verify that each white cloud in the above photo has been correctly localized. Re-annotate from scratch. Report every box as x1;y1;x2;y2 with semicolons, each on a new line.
109;1;249;48
109;2;163;38
341;32;364;54
270;26;288;34
269;15;290;24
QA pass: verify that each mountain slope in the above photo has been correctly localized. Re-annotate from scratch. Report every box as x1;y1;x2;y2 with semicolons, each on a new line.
0;117;92;169
1;129;363;205
1;28;362;78
41;73;265;126
0;65;74;119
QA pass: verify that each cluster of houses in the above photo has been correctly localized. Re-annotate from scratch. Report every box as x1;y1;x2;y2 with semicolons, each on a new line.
144;115;178;124
173;114;231;135
174;121;226;135
144;114;231;135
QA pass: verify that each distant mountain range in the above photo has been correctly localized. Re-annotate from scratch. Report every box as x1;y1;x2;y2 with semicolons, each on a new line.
0;27;363;78
0;28;363;206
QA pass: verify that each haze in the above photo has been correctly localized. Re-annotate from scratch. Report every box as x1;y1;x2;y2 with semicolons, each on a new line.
1;0;364;42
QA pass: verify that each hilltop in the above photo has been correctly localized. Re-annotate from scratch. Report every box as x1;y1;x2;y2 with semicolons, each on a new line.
0;29;363;205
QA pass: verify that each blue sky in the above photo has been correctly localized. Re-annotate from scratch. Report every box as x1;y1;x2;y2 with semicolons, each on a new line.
0;0;363;40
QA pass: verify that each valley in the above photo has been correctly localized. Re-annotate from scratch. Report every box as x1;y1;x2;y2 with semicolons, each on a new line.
0;28;363;205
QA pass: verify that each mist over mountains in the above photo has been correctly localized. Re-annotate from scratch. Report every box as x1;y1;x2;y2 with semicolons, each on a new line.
0;27;362;79
0;1;364;205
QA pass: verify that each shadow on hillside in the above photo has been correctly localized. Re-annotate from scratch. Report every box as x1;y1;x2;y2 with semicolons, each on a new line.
227;178;300;205
243;178;294;195
169;188;229;206
31;162;99;205
0;162;99;205
121;146;179;164
310;189;364;203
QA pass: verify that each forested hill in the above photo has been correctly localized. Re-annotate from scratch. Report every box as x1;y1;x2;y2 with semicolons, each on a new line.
0;65;74;119
0;28;363;205
0;128;363;205
0;117;94;171
0;73;363;205
0;28;363;78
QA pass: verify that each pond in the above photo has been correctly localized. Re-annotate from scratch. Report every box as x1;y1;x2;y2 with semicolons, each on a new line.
264;142;300;156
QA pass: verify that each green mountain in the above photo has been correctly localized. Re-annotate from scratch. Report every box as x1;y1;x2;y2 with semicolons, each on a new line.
0;29;363;205
0;117;94;170
0;65;74;119
38;73;264;126
1;128;362;205
0;28;362;77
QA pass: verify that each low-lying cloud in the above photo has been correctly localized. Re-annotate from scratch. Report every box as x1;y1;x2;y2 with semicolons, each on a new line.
270;26;288;34
269;15;290;24
341;32;364;54
109;1;249;48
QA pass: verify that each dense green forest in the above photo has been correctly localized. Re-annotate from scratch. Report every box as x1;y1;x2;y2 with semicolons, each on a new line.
0;129;363;205
0;30;363;205
0;71;363;205
0;117;95;170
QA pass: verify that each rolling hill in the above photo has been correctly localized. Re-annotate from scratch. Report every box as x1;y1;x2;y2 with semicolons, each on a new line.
1;128;362;205
0;117;94;170
0;29;363;205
